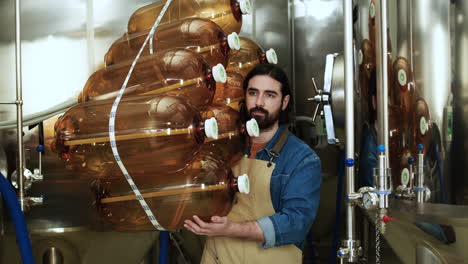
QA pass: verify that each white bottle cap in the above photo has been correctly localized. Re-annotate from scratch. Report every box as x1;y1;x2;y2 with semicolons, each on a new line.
204;117;219;139
237;174;250;194
239;0;252;15
212;63;227;83
420;116;428;135
227;32;241;51
266;48;278;64
246;118;259;137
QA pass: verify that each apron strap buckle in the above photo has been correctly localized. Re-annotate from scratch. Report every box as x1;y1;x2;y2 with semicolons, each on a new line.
267;151;279;167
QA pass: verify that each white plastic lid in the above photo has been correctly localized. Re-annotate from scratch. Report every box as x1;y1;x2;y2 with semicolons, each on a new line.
369;2;376;19
358;49;363;65
227;32;241;50
204;117;219;139
398;69;407;86
401;168;410;186
237;174;250;194
420;116;428;135
246;118;259;137
239;0;252;15
266;48;278;64
212;63;227;83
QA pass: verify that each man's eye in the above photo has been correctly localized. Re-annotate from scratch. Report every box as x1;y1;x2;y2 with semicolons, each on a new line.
248;91;257;96
266;93;275;98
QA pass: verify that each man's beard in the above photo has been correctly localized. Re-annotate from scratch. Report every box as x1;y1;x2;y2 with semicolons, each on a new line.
248;106;281;130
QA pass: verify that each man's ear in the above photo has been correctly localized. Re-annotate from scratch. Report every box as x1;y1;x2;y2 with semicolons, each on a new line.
282;95;290;111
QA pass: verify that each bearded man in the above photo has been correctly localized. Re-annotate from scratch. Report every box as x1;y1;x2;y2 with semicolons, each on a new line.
185;64;322;264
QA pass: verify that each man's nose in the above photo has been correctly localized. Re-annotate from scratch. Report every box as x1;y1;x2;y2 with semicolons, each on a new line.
255;94;265;107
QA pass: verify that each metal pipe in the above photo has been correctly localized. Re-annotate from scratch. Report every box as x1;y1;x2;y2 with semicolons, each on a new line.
376;0;389;161
289;0;296;119
86;0;95;75
396;0;408;59
344;0;355;242
0;101;18;105
14;0;25;211
408;0;413;72
416;149;424;203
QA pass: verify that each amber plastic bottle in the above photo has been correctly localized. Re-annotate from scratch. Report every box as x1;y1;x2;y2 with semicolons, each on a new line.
388;105;404;188
213;70;245;110
200;104;258;166
411;98;431;155
127;0;252;36
105;18;241;68
369;0;376;47
392;57;416;131
79;49;226;107
226;37;278;78
93;154;249;231
358;39;375;120
51;95;219;180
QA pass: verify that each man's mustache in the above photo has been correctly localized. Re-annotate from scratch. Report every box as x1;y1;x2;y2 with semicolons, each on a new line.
249;107;269;116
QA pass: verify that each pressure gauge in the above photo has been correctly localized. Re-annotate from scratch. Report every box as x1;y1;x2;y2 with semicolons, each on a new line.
362;192;379;210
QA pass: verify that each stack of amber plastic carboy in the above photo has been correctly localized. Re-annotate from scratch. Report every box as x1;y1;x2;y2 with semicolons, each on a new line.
51;0;274;230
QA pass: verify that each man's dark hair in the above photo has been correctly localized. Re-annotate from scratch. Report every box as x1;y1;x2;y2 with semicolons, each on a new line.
241;64;292;124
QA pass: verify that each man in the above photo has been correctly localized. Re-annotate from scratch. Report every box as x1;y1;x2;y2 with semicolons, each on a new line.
184;64;322;263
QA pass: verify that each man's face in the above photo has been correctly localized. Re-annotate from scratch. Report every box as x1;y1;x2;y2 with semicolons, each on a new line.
245;75;290;130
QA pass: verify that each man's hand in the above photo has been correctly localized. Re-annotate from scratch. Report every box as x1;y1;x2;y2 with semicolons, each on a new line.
184;215;232;237
184;215;265;242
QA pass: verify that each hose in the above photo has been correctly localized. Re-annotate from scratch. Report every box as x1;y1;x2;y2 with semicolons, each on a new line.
159;231;169;264
0;172;34;264
0;98;77;130
330;150;345;264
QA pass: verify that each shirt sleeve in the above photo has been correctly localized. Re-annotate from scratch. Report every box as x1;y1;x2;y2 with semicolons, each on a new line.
256;154;322;248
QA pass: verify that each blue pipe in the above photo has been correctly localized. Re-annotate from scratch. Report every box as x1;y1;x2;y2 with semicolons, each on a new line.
330;150;345;264
158;231;169;264
0;172;34;264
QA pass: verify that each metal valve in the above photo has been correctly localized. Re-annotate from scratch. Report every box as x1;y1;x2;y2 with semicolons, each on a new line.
25;195;44;207
11;168;43;191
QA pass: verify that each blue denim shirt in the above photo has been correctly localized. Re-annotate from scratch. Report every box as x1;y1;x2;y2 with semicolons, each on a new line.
358;124;377;187
247;125;322;250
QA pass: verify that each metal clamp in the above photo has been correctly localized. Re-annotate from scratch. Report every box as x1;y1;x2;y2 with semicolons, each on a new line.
338;239;362;263
307;54;340;145
11;168;43;191
25;195;44;207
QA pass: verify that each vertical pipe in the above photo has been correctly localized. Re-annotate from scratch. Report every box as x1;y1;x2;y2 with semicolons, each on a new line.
289;0;296;118
159;231;169;264
408;0;413;72
416;150;424;203
86;0;95;75
396;0;408;59
14;0;25;211
344;0;355;242
375;0;389;159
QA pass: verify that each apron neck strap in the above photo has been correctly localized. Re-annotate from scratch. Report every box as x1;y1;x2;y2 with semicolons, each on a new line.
267;125;289;167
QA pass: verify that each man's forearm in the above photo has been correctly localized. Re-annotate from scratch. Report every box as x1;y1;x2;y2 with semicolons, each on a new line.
228;221;265;242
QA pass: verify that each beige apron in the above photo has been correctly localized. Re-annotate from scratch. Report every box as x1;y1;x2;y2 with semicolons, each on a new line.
201;128;302;264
